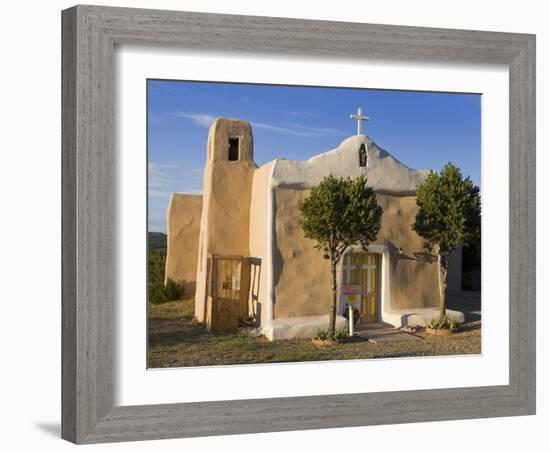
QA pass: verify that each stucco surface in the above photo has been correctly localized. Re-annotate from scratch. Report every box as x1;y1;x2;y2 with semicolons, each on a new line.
384;308;465;328
248;162;274;327
194;118;257;322
273;188;440;320
206;117;254;163
375;194;440;310
164;194;203;295
265;315;349;341
204;162;256;254
273;187;333;319
271;135;429;194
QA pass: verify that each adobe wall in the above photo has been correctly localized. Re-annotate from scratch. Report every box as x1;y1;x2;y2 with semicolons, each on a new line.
273;187;332;319
248;162;275;327
375;193;440;310
164;193;203;296
194;119;257;322
272;189;440;319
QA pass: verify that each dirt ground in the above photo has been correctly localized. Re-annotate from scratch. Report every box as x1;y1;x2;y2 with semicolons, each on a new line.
147;291;481;368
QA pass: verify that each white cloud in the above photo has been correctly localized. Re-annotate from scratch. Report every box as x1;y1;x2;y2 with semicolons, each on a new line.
147;163;204;232
148;190;171;198
148;162;177;172
148;163;177;187
148;162;203;189
174;112;217;128
250;121;343;137
292;124;344;135
175;111;345;137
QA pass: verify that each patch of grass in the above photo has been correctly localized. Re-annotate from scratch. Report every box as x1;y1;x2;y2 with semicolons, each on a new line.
148;299;481;368
148;298;195;320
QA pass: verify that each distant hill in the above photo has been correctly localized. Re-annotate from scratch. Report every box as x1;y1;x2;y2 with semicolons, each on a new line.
148;232;167;250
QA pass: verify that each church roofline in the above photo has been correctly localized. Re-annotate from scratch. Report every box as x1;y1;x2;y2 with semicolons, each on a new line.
268;134;428;195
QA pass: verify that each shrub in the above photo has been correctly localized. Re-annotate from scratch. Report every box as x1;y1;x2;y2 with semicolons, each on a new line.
316;329;331;341
164;278;184;301
333;328;348;340
148;281;166;305
315;328;348;341
428;316;460;331
147;248;185;304
148;278;185;304
447;317;460;331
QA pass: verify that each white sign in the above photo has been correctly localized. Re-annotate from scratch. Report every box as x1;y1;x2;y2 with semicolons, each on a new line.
342;284;362;295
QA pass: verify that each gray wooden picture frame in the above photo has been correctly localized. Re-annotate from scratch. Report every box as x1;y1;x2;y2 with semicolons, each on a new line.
61;4;536;444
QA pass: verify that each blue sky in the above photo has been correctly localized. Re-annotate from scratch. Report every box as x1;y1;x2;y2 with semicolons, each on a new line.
148;80;481;233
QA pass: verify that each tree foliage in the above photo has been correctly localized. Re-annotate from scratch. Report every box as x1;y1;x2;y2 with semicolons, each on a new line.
412;163;481;318
148;249;185;304
300;175;383;334
300;175;383;262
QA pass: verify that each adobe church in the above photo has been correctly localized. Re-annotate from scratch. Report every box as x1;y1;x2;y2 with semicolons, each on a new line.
164;112;464;340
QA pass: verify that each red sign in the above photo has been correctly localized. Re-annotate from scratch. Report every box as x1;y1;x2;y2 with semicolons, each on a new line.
342;284;362;295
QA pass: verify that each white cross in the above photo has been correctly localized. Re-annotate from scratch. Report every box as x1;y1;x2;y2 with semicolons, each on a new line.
349;107;370;135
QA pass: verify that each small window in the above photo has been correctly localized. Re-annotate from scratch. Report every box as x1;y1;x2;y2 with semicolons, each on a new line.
359;143;367;167
228;136;240;161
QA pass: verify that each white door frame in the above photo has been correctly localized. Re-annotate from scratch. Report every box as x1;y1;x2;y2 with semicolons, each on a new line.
337;244;391;322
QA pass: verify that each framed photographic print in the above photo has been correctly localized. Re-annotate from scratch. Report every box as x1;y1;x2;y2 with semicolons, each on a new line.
62;4;535;444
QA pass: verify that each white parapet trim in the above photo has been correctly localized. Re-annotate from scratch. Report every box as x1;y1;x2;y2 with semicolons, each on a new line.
382;308;465;328
271;135;429;194
265;161;277;329
263;315;349;341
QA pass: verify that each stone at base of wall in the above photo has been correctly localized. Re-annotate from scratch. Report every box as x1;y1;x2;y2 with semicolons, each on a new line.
382;308;465;328
263;315;349;341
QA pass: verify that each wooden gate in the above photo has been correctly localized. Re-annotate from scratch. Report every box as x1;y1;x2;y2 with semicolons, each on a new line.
205;254;250;332
342;252;380;323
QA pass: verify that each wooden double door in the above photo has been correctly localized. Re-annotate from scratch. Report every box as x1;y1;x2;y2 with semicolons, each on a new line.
342;252;380;323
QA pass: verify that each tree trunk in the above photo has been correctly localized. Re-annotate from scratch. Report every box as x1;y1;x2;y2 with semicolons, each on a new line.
438;254;448;318
329;262;337;335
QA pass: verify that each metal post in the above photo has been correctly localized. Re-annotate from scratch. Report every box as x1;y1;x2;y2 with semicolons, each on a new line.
349;304;354;336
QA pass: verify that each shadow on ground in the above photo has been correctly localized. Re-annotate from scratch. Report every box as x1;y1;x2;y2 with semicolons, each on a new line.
447;290;481;332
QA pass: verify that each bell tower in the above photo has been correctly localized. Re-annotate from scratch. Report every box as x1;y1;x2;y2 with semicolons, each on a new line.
194;118;257;322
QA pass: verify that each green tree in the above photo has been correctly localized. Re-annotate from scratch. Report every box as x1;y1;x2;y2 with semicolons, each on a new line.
412;163;481;318
299;175;383;335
